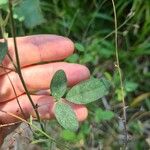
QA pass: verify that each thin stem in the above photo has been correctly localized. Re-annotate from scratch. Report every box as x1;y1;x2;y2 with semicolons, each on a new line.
102;15;133;40
0;110;70;149
8;1;44;132
7;52;18;70
67;9;80;36
0;65;14;72
111;0;128;148
0;12;5;38
0;11;17;70
0;121;22;128
3;66;27;120
84;13;134;43
82;0;107;41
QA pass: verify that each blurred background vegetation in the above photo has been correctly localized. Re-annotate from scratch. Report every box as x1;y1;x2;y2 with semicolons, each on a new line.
0;0;150;149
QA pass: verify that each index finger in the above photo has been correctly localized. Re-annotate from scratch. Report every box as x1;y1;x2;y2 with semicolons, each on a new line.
0;35;74;75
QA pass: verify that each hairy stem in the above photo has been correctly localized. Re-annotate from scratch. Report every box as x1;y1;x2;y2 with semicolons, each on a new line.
111;0;128;148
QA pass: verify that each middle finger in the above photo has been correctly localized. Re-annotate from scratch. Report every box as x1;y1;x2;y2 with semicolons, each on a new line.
0;62;90;102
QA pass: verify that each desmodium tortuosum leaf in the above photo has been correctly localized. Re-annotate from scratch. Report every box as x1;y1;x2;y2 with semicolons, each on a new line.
54;101;79;131
66;78;110;104
13;0;45;28
0;42;8;63
50;70;67;100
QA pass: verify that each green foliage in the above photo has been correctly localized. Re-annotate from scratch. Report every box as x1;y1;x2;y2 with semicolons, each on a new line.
65;53;79;63
0;0;7;6
75;43;85;52
0;42;8;63
50;70;67;101
54;101;79;131
60;130;77;142
115;88;126;101
51;70;110;131
60;129;85;142
1;0;149;148
128;121;143;135
13;0;45;28
124;81;138;92
0;0;45;28
66;78;110;104
94;108;114;122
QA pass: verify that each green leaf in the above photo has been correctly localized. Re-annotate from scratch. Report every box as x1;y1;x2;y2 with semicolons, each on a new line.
65;53;79;63
55;102;79;131
0;0;7;6
0;42;8;63
13;0;45;28
66;78;110;104
80;122;90;135
115;88;126;101
81;54;93;63
95;108;114;122
128;121;143;135
50;70;67;100
75;43;85;52
60;130;77;142
125;81;138;92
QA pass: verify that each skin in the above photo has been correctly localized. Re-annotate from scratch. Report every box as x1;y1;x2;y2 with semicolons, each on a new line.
0;35;90;145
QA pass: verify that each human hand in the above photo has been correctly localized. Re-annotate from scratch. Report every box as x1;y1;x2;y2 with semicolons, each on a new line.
0;35;90;144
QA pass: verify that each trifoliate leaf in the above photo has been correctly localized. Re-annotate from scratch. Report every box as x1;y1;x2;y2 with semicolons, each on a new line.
55;102;79;131
50;70;67;100
0;42;8;63
66;78;110;104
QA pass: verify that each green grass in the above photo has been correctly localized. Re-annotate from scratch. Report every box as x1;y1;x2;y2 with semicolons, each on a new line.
1;0;150;149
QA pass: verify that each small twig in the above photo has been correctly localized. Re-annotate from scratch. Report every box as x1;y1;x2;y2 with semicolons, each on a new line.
0;121;22;128
111;0;128;148
0;65;14;72
0;8;26;121
0;110;70;149
2;65;27;120
102;97;111;110
83;8;134;43
0;11;17;70
82;0;107;42
102;14;133;40
67;9;80;36
6;52;18;70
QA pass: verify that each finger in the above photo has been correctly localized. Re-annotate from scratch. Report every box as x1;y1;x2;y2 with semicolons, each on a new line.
0;62;90;102
0;94;88;123
0;35;74;75
0;95;88;145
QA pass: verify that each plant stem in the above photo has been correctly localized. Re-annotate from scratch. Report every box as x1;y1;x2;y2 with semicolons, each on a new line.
8;0;45;132
102;15;133;40
0;11;17;70
1;12;26;123
111;0;128;148
4;66;26;117
0;110;70;150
